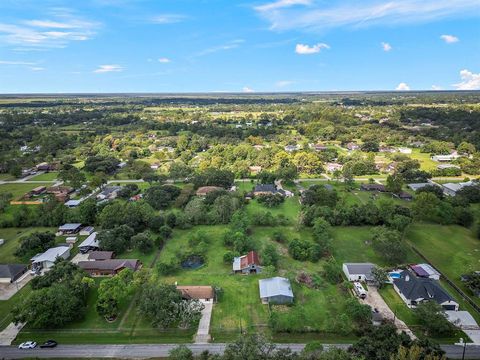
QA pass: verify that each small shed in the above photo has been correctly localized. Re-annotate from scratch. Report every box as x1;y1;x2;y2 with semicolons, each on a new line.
58;223;82;235
233;251;262;274
259;277;294;304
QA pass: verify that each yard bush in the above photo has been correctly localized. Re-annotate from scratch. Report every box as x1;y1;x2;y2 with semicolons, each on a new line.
288;238;322;262
256;193;285;207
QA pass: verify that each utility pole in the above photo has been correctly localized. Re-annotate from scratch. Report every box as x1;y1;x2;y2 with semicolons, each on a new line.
462;341;466;360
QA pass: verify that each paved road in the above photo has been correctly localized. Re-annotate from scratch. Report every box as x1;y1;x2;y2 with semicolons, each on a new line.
0;344;479;359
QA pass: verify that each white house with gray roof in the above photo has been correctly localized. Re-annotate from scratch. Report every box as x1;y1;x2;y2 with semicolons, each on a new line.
343;263;376;283
31;245;70;272
259;277;294;304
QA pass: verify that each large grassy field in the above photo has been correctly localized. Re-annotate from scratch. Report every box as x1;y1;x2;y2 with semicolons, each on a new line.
28;172;59;181
0;183;52;200
0;227;56;263
406;224;480;308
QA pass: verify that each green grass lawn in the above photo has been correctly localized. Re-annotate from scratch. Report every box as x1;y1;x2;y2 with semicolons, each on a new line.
0;183;52;200
406;224;480;308
409;149;437;171
331;227;421;267
29;172;59;181
0;285;33;331
0;174;15;181
0;227;56;263
378;285;420;326
245;196;300;224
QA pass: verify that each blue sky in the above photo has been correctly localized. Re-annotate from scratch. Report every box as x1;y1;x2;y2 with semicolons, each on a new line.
0;0;479;93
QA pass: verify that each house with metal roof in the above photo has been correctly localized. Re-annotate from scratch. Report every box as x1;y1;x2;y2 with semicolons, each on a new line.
96;186;122;200
410;263;441;280
442;181;475;197
407;183;436;192
0;264;28;283
342;263;376;283
393;270;459;310
31;245;70;272
258;277;294;304
78;232;100;254
57;223;82;235
233;251;262;274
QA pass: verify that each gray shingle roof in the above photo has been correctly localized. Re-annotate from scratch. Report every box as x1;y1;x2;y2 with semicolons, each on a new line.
0;264;27;280
393;270;454;305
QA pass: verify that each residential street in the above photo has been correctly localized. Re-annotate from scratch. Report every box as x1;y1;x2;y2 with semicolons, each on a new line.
0;344;479;359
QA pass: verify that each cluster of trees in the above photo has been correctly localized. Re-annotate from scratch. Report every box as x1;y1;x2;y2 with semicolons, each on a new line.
15;231;56;258
167;328;446;360
137;282;204;329
256;193;285;207
12;261;92;328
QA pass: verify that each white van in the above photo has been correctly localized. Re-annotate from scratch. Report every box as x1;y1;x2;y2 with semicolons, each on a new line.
353;281;367;299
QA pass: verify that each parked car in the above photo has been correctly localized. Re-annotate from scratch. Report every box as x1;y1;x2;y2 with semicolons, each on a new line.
40;340;58;348
18;341;37;349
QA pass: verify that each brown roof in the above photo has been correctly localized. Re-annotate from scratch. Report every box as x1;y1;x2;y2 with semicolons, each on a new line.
78;259;140;272
88;251;114;260
240;251;261;268
177;286;214;300
196;186;223;196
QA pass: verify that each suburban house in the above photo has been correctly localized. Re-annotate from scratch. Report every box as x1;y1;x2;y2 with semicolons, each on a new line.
284;145;300;152
249;166;262;175
310;143;328;152
97;186;122;201
442;181;475;197
407;183;436;192
233;251;262;274
30;186;46;196
410;263;441;280
65;199;81;208
342;263;376;283
346;142;360;151
258;277;294;304
177;285;214;302
253;184;287;197
360;184;387;192
393;270;459;310
431;153;460;162
78;232;100;254
78;259;141;276
31;245;70;273
0;264;28;283
325;163;343;173
437;164;460;170
57;223;82;235
36;162;54;171
196;186;224;197
46;186;74;202
398;147;412;154
80;226;95;236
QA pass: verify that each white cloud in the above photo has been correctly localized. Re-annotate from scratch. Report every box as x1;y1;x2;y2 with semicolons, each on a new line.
0;60;36;65
151;14;187;24
431;85;443;90
255;0;311;12
254;0;480;32
158;57;171;63
276;80;293;87
196;39;244;56
30;66;45;71
295;42;329;54
94;64;124;73
0;14;99;49
440;34;459;43
395;82;410;91
381;42;392;51
243;86;255;93
453;69;480;90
